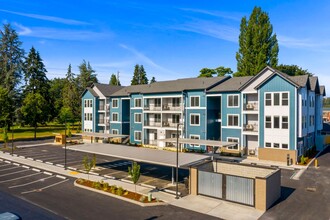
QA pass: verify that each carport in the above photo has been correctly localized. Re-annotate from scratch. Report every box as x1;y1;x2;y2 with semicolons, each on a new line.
67;143;210;184
76;132;129;143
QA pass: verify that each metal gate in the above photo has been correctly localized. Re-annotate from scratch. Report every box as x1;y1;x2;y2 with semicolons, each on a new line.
198;171;254;206
198;170;222;199
226;175;254;206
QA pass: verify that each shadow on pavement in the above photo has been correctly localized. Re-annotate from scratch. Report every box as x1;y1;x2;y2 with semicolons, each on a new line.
268;186;295;209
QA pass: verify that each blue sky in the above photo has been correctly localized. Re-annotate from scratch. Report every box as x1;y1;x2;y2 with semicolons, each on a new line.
1;0;329;92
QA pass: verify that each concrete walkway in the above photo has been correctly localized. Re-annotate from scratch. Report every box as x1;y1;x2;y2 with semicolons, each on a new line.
0;150;264;220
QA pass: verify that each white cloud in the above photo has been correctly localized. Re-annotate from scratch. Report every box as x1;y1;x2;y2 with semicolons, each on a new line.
179;8;242;21
0;9;90;25
13;23;111;41
172;19;239;42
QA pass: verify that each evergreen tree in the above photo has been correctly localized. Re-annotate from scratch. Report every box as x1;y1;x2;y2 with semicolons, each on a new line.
198;68;215;77
77;60;98;93
62;64;80;122
150;77;156;84
235;6;279;76
0;86;11;128
276;64;313;76
131;64;148;85
49;77;66;121
0;23;24;129
22;47;51;127
109;73;121;85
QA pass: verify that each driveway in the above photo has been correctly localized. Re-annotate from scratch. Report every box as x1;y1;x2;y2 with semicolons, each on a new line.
260;146;330;220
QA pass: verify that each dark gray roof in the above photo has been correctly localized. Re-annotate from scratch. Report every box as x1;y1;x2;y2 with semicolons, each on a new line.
208;76;253;92
111;76;229;96
87;87;98;97
92;83;124;96
289;75;309;87
308;76;319;92
110;84;151;97
320;86;326;96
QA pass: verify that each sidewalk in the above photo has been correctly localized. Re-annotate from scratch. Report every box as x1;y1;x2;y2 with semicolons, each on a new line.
0;151;264;220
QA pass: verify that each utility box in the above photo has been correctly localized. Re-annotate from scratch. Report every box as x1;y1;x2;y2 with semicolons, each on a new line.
54;134;66;145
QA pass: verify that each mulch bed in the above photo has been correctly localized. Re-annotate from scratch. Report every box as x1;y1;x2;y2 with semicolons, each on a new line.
76;178;159;203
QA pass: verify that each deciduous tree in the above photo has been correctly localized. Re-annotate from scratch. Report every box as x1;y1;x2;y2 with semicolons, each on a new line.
235;7;279;76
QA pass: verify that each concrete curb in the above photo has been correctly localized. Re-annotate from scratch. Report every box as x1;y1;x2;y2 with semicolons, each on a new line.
74;179;166;207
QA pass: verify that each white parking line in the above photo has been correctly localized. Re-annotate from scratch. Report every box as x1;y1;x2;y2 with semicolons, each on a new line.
0;172;42;183
4;161;11;164
21;179;69;194
32;168;41;172
0;169;29;177
13;163;20;166
9;176;54;188
0;166;21;172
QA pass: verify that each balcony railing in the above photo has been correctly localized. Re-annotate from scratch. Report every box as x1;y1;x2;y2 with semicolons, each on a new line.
99;105;105;111
162;104;181;111
243;123;259;132
162;121;180;128
144;106;162;111
98;119;105;124
244;102;258;111
144;139;158;146
144;121;162;127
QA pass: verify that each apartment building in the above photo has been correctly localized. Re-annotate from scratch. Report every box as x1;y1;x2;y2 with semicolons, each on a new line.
81;66;326;163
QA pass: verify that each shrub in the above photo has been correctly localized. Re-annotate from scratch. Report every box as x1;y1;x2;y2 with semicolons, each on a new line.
110;185;117;194
92;181;102;190
117;187;124;196
103;182;109;191
300;155;306;165
139;196;146;202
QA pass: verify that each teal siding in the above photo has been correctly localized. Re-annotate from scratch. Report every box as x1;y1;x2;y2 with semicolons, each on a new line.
222;128;241;144
110;97;122;134
221;92;242;127
81;90;97;132
259;74;296;150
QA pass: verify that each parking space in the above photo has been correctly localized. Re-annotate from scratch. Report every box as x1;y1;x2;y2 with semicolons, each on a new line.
0;159;68;196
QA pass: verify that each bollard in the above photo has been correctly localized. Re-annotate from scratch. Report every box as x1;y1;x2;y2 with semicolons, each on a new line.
148;193;152;202
315;159;318;168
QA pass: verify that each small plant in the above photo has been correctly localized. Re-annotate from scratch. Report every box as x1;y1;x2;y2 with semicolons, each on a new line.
103;182;109;191
139;196;146;202
117;186;124;196
300;155;306;165
128;162;141;194
92;181;102;190
110;185;117;194
92;154;97;168
83;155;95;180
77;178;85;184
124;191;128;196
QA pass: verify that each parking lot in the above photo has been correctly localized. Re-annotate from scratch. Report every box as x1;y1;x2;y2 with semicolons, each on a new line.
7;143;189;195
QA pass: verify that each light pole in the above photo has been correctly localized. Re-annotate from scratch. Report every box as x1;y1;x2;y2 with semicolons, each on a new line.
176;122;183;199
64;118;67;170
11;117;14;156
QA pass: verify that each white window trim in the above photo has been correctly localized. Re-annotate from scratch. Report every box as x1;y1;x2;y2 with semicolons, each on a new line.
189;134;200;147
134;98;142;108
227;94;239;108
265;93;272;106
134;131;142;141
112;99;119;108
112;129;119;134
227;114;239;127
84;99;93;108
134;113;142;124
273;115;280;129
265;142;272;148
226;137;239;150
273;93;280;106
190;96;200;107
265;116;272;129
112;113;119;122
190;113;200;126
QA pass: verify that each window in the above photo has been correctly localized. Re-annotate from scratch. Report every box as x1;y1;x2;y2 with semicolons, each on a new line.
190;135;200;147
134;131;141;141
112;129;118;135
134;113;142;123
227;138;239;150
273;143;280;148
112;99;118;108
228;115;239;126
274;116;280;129
282;93;288;106
282;116;288;129
84;100;87;107
84;113;93;121
84;99;93;108
154;98;161;107
190;114;200;126
265;116;272;128
265;142;271;148
282;144;288;149
274;93;280;106
190;96;200;107
172;98;180;107
155;114;161;123
228;95;239;107
172;114;180;123
112;113;118;122
265;93;272;106
134;98;142;107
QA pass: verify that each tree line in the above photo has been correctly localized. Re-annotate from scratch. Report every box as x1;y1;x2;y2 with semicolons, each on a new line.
0;23;156;135
198;7;313;78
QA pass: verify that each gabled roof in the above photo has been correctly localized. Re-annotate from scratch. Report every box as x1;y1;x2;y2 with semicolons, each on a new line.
92;83;124;97
289;75;310;88
207;76;253;93
308;76;320;94
320;86;326;96
81;87;98;98
111;76;230;96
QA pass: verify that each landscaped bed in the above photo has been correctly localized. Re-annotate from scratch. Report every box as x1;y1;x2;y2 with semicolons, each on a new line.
74;178;163;206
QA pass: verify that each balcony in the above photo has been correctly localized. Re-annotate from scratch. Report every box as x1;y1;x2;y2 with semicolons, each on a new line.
244;102;258;111
243;123;259;132
162;121;180;128
98;105;105;111
162;104;181;111
144;121;162;127
144;105;162;111
98;119;105;124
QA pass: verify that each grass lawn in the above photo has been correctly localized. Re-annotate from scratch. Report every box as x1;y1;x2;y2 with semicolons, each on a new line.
0;123;80;141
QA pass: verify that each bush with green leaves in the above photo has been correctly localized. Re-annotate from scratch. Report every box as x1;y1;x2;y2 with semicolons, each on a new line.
117;186;124;196
128;162;141;193
83;154;96;180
